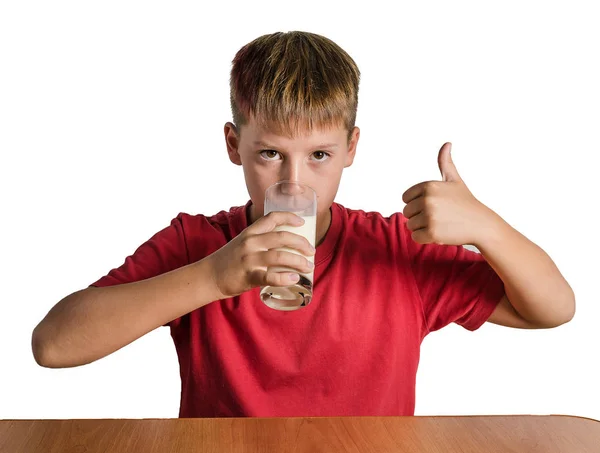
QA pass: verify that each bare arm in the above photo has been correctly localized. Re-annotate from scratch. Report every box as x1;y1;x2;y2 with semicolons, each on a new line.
477;209;575;328
32;211;315;369
31;257;220;369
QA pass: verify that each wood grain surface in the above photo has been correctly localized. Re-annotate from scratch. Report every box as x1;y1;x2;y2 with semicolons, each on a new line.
1;415;598;452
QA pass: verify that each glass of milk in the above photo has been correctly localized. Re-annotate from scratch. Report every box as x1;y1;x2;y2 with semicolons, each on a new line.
260;180;317;311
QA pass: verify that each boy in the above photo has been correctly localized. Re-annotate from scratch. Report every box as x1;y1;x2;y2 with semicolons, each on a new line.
32;31;575;417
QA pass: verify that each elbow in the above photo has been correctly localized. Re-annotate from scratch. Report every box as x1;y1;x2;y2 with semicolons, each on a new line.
543;292;576;329
31;325;60;368
561;298;576;326
32;323;96;369
558;289;576;326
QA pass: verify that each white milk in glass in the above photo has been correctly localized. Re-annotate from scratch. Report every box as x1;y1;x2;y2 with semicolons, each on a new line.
260;215;316;310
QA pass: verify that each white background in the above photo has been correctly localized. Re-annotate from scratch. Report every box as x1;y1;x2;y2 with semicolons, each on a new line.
1;1;598;421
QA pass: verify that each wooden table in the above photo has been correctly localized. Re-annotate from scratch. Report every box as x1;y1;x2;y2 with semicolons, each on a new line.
1;415;599;452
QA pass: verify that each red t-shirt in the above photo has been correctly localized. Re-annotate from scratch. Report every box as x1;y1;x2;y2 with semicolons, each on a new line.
90;200;505;417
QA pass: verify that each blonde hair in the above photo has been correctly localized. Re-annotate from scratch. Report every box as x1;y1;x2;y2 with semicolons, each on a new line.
229;31;360;140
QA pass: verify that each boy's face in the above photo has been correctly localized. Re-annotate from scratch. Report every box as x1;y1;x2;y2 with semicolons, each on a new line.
224;116;360;225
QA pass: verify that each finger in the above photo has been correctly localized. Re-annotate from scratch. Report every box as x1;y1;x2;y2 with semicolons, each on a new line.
406;212;429;232
258;230;316;257
251;211;305;234
263;270;301;287
411;228;434;245
402;196;425;219
402;181;429;204
262;249;314;274
437;142;462;183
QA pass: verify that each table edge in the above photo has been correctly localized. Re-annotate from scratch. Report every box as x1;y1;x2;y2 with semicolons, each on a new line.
1;414;598;423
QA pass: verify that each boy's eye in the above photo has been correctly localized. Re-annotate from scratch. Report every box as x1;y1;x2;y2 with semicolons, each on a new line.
260;150;281;160
312;151;329;161
259;150;330;161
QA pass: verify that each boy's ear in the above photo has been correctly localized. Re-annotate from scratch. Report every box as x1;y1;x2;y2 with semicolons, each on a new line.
344;127;360;168
224;122;242;166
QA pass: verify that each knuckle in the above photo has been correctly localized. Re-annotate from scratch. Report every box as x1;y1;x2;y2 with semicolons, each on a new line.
298;257;309;271
240;235;252;249
423;196;436;210
274;250;286;263
428;226;438;240
276;272;288;286
240;253;251;266
408;218;417;231
267;271;284;287
424;182;437;195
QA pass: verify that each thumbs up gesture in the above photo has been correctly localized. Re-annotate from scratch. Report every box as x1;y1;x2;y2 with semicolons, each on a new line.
401;142;496;246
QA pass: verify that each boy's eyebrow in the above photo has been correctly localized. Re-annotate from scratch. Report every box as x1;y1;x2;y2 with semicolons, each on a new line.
253;140;339;150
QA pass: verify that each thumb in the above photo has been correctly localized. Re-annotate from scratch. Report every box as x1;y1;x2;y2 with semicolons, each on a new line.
437;142;462;182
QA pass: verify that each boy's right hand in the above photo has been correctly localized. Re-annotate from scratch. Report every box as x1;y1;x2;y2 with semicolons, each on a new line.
205;211;316;300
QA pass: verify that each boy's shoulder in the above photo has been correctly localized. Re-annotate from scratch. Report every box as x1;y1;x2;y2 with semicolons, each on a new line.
337;203;408;233
174;202;249;225
170;201;252;244
341;204;404;220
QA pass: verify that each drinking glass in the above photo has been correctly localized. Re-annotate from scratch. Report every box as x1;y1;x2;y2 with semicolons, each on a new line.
259;181;317;311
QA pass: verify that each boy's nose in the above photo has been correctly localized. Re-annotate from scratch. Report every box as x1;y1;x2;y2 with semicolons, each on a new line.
280;181;304;196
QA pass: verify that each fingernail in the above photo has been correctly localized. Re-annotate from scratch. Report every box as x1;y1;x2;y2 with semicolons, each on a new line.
289;273;300;282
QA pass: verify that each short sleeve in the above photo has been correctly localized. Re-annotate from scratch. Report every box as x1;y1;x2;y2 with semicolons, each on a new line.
89;213;190;328
402;219;505;333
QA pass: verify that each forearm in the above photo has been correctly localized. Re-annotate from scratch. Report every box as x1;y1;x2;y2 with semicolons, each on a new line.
32;256;221;368
474;208;575;327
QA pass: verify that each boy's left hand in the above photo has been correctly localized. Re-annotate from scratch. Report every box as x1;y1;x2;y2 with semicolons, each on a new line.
401;142;496;246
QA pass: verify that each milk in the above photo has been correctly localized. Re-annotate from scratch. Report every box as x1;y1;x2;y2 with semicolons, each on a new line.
260;214;316;310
